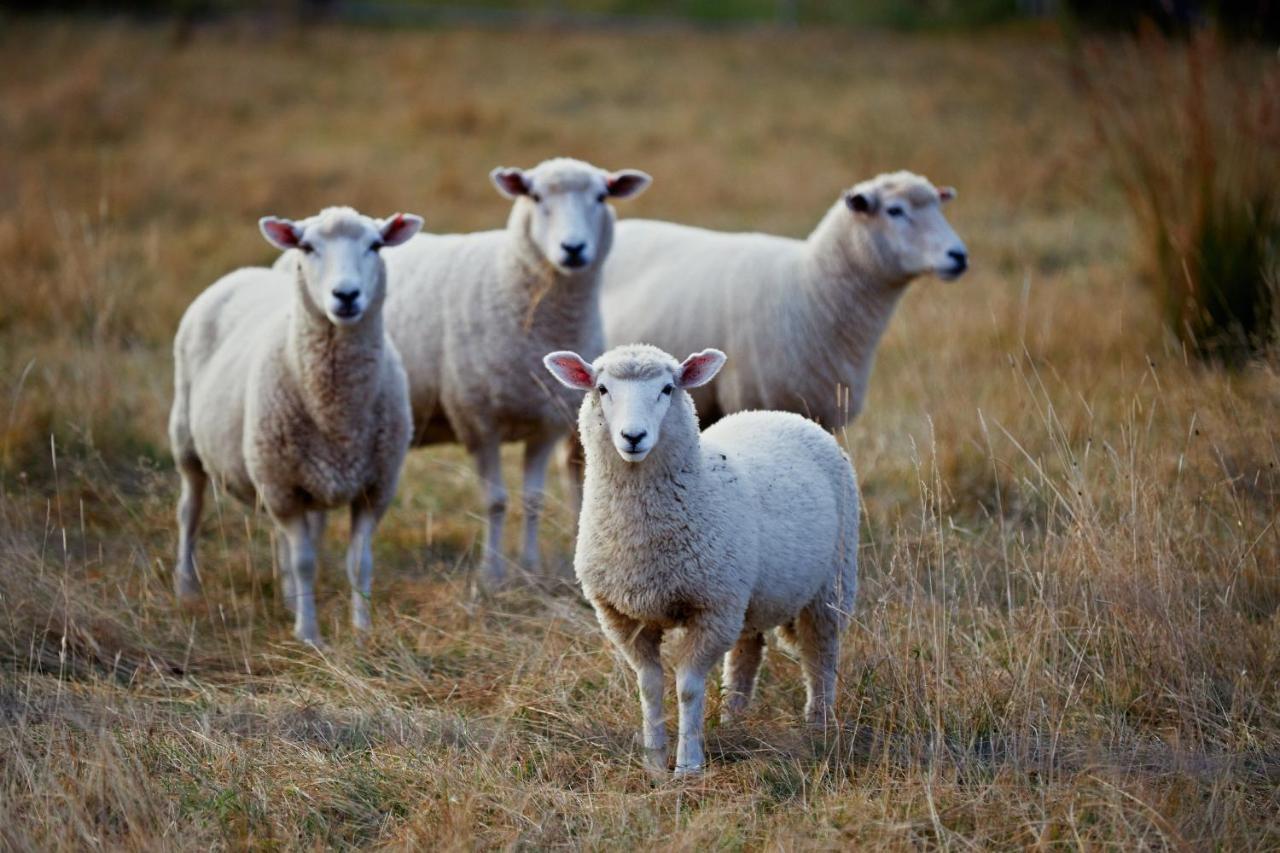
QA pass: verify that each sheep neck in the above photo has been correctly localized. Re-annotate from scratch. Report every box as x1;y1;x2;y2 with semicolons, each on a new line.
583;397;707;536
501;202;606;337
287;274;386;437
797;203;913;419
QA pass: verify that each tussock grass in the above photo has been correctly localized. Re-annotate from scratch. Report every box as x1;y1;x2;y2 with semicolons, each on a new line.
1078;28;1280;366
1;19;1278;848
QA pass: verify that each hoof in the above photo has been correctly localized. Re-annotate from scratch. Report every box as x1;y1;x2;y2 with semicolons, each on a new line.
351;598;372;635
631;733;669;776
296;636;327;653
174;570;202;604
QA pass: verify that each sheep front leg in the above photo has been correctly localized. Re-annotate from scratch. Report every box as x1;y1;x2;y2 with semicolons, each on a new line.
345;505;378;635
278;512;324;613
281;515;321;646
673;627;739;775
597;603;667;774
173;461;207;601
473;440;508;587
520;433;559;573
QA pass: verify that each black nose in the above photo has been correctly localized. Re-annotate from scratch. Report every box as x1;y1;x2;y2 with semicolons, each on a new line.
948;249;968;271
332;289;359;306
621;429;647;447
561;241;586;258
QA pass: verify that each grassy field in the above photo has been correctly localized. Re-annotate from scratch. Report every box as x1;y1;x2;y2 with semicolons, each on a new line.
2;17;1278;849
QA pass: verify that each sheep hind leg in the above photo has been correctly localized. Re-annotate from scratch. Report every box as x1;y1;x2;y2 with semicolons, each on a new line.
794;600;841;728
519;433;558;574
720;631;765;723
173;459;206;602
472;440;508;588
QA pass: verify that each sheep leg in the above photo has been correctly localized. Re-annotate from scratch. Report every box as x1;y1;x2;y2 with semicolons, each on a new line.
672;620;741;776
344;505;378;634
597;603;667;773
794;601;840;727
173;461;206;601
306;510;327;545
563;433;586;521
472;440;508;587
276;533;296;612
281;515;322;647
720;631;765;723
519;433;558;573
673;657;716;776
276;512;323;612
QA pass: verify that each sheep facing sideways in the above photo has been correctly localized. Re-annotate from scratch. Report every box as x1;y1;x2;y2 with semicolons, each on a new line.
600;171;968;429
171;207;423;646
544;344;860;775
376;158;650;586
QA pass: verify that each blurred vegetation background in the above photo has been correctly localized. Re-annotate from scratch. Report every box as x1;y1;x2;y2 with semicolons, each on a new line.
0;2;1277;847
4;0;1279;34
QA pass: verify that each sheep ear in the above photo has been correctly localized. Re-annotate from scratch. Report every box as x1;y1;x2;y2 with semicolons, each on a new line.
845;191;878;216
676;349;726;389
491;167;530;199
543;351;596;391
260;217;302;250
938;186;957;203
606;170;652;200
379;213;423;247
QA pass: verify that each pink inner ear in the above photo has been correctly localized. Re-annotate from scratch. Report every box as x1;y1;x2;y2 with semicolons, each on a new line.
264;220;300;248
679;353;717;386
551;356;594;388
381;214;411;245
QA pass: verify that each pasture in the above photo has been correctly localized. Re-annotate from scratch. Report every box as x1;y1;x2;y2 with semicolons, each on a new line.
1;17;1278;848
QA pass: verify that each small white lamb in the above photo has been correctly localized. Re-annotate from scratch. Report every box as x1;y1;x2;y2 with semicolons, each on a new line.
600;171;967;428
377;158;650;585
544;344;860;775
170;207;423;646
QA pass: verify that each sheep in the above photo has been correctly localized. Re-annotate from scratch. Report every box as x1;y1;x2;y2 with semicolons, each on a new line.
544;344;860;775
375;158;650;586
170;206;423;646
599;171;968;430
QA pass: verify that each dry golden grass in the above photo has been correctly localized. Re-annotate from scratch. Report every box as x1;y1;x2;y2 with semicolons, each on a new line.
1;18;1278;849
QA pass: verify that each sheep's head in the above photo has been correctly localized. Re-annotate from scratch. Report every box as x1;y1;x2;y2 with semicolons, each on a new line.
261;208;422;326
843;171;968;282
544;345;725;463
492;158;650;275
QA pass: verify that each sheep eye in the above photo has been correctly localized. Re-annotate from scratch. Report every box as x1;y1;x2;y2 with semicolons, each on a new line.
661;384;674;396
368;241;383;253
886;205;906;219
298;242;316;254
597;384;608;395
530;192;543;204
596;193;607;204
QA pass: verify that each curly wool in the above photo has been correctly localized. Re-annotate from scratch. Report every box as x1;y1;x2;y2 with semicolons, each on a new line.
572;344;859;773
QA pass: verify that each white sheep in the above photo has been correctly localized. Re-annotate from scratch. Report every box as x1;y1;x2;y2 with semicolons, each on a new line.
375;158;650;585
170;206;423;645
544;344;860;775
599;171;967;429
